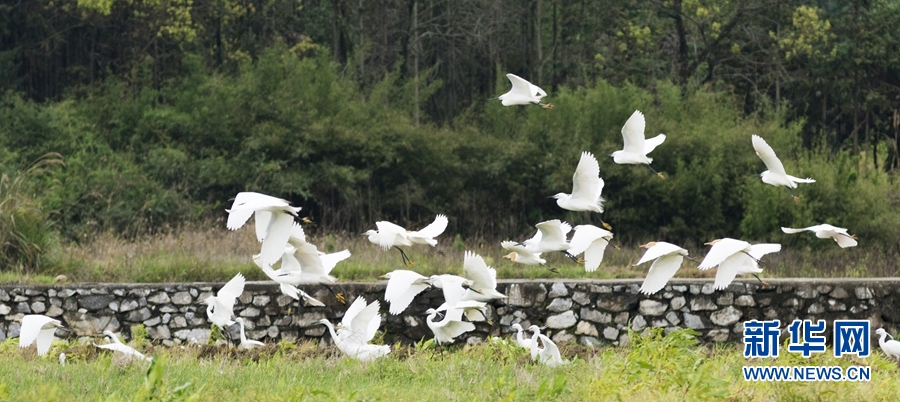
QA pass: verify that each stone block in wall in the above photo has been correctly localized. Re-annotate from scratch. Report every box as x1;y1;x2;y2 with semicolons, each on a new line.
504;283;547;307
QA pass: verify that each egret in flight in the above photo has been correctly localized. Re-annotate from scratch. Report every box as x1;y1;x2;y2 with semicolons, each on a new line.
751;135;815;203
875;328;900;367
204;272;246;328
611;110;666;178
698;238;781;290
501;241;550;271
781;224;857;248
460;250;506;302
550;152;611;230
492;73;553;109
407;214;449;254
364;221;414;266
17;314;63;356
319;297;390;361
567;225;614;272
94;330;151;362
226;192;302;266
634;241;689;295
382;269;432;315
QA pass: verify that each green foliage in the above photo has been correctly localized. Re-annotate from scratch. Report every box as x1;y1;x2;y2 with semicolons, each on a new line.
131;324;150;349
132;355;200;402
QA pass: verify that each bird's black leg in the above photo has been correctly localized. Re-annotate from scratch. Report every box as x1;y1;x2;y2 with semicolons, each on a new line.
395;246;413;267
562;251;579;263
785;186;800;203
322;283;346;304
646;164;664;178
543;264;560;274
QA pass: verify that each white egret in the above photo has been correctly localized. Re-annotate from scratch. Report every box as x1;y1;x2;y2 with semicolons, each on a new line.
492;73;553;109
510;323;533;349
530;332;566;367
17;314;63;356
634;241;689;295
781;224;857;248
407;214;449;254
875;328;900;367
425;307;476;346
235;318;265;350
524;219;573;254
204;272;246;328
58;353;66;366
501;241;550;270
226;192;302;266
363;221;414;266
698;238;781;290
460;251;506;302
610;110;666;177
319;297;390;361
426;274;473;308
567;225;614;272
751;135;815;203
551;151;605;214
94;330;151;362
252;254;326;307
381;269;433;315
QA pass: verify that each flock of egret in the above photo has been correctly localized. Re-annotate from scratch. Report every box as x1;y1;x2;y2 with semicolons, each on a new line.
12;73;877;368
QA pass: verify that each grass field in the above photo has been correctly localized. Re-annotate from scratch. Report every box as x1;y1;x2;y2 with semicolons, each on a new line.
2;221;896;285
0;329;897;401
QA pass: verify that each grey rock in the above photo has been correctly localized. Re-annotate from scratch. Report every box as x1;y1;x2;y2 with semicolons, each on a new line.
683;313;706;329
46;305;64;317
575;321;598;336
504;283;546;307
64;312;120;335
710;306;742;326
109;301;119;312
253;295;271;307
7;322;21;338
580;308;611;324
0;305;10;315
735;295;756;307
175;328;210;344
706;328;730;342
807;303;826;314
830;287;849;299
638;299;667;316
148;325;171;340
548;282;569;298
572;291;591;305
276;295;294;307
670;296;686;311
148;293;171;304
631;315;647;331
700;284;715;294
16;302;31;314
125;308;152;322
826;299;847;311
665;311;681;326
614;312;629;325
77;295;115;311
603;327;619;340
171;317;187;328
90;288;109;294
551;331;575;344
855;287;873;300
240;307;261;317
30;301;46;314
547;298;573;313
690;297;717;311
119;299;139;312
267;326;279;338
581;336;603;347
546;311;577;329
305;326;326;337
144;317;161;326
716;293;733;305
796;284;819;299
171;292;192;305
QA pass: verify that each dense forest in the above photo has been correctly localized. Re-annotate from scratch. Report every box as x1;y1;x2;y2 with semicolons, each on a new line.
1;0;898;272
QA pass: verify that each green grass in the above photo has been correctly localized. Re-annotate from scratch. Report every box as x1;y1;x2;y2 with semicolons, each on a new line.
1;329;898;401
0;222;896;285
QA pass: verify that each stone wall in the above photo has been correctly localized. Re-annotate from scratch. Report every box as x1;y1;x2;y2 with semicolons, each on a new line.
0;279;897;346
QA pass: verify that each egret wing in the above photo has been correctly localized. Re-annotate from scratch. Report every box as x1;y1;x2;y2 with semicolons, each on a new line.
348;299;381;344
440;319;476;341
259;212;295;265
216;273;246;311
643;133;666;155
320;250;351;274
292;242;328;278
569;152;603;207
621;110;647;154
698;238;749;270
568;225;611;256
535;220;570;245
752;135;787;176
413;215;448;239
35;328;57;356
640;254;684;295
384;270;430;314
635;242;685;266
833;234;858;248
781;226;814;234
582;238;611;272
374;221;410;249
19;315;56;350
506;74;536;98
713;253;751;290
463;251;497;291
747;243;781;260
536;334;563;366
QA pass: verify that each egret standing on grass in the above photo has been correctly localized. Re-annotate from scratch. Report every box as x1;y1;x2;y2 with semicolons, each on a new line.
94;330;151;362
226;192;302;266
492;73;553;109
567;225;614;272
698;238;781;290
425;307;476;347
751;135;815;203
611;110;666;178
634;241;689;295
530;333;567;367
781;224;857;248
319;297;390;362
510;323;533;349
875;328;900;367
235;318;265;350
17;314;63;356
204;272;246;328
